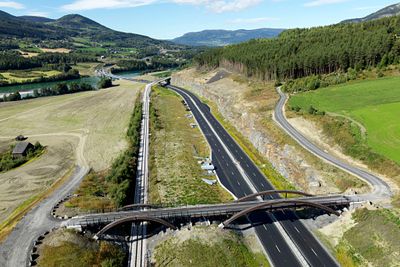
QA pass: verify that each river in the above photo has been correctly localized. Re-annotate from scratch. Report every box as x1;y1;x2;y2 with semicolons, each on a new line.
0;71;141;99
0;76;100;95
111;70;142;79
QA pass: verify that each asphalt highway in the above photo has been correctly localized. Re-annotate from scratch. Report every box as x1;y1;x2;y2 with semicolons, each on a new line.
274;88;392;202
168;85;339;267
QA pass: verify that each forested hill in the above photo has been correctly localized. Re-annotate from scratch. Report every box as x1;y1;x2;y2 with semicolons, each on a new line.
342;3;400;24
0;10;175;49
172;28;284;46
196;16;400;80
0;10;65;38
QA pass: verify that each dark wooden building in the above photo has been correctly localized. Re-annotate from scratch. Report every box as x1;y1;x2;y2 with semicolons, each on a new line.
15;135;27;141
12;142;33;158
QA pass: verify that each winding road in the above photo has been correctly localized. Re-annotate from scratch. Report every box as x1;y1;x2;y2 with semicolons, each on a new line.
274;88;393;202
0;131;89;267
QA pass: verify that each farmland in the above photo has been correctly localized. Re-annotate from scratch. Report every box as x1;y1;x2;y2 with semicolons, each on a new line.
0;80;141;223
289;77;400;165
0;70;62;84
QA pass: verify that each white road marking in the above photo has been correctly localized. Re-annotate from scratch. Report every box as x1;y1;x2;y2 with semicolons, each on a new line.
311;248;318;256
275;245;281;253
294;226;300;233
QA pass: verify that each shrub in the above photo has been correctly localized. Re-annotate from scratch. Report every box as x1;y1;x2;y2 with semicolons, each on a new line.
98;77;113;89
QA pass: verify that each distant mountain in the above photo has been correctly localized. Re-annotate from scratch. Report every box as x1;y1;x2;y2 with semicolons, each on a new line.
0;10;180;50
0;10;65;38
172;28;285;47
342;3;400;23
52;14;106;30
19;16;54;23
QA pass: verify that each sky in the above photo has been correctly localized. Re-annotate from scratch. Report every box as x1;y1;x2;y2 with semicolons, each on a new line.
0;0;399;39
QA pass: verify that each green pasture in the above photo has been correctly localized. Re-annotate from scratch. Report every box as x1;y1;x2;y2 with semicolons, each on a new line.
289;77;400;164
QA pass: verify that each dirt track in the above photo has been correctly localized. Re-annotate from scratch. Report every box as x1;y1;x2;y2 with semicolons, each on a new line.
0;80;141;224
0;81;142;266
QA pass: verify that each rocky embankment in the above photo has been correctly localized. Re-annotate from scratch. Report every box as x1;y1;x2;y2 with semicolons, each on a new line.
172;68;362;195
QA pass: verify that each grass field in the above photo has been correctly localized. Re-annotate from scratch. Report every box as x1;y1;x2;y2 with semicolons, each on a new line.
152;226;269;267
0;80;141;223
0;70;62;83
38;229;125;267
73;63;99;76
333;208;400;267
148;87;232;205
289;77;400;164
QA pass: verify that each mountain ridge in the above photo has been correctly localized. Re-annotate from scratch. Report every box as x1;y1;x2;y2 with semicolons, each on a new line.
342;3;400;23
0;9;173;48
172;28;284;47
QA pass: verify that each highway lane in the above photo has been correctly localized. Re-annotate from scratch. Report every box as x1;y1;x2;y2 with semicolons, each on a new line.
168;85;307;267
274;88;392;202
170;85;339;267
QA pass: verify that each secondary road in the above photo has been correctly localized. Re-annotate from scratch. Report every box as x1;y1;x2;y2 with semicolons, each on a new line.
168;85;339;267
274;88;392;202
0;132;90;267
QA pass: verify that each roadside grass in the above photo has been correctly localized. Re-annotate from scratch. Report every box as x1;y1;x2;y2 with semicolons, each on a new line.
199;96;296;191
148;86;232;205
289;77;400;167
153;226;270;267
38;229;125;267
64;171;115;212
335;208;400;267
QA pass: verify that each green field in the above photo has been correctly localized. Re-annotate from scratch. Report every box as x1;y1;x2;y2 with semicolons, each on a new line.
334;208;400;267
0;70;61;83
153;226;269;267
289;77;400;164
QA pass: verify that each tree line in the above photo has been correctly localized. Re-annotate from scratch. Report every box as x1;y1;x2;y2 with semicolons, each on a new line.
0;51;97;71
0;69;80;87
105;96;143;206
111;57;183;74
195;16;400;81
0;82;94;102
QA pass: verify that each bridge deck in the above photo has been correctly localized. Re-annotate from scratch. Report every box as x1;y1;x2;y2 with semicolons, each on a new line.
64;195;351;227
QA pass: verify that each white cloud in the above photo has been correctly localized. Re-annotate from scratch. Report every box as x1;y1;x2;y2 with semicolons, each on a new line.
26;11;50;17
304;0;348;7
62;0;157;11
62;0;262;12
230;17;278;24
0;1;24;9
